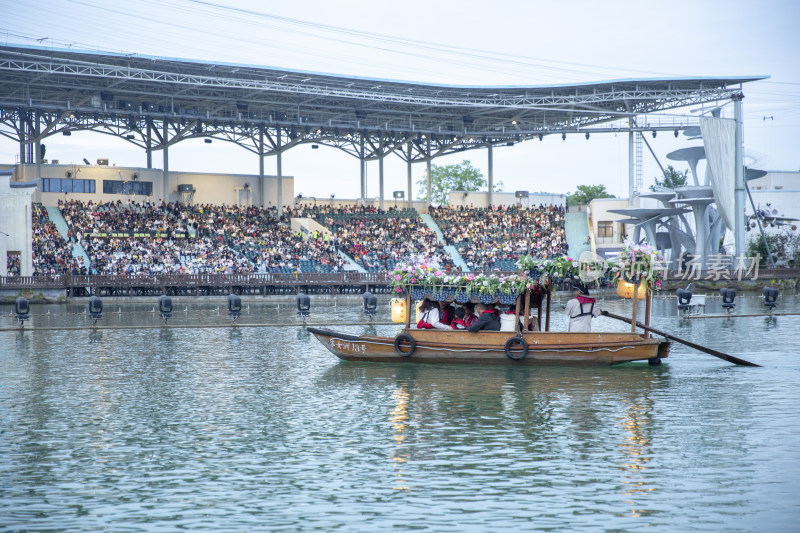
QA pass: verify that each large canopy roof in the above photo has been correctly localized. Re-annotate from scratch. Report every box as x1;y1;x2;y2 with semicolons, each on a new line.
0;44;766;162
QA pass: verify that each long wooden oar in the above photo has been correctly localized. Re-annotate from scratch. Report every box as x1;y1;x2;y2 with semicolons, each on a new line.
601;310;761;367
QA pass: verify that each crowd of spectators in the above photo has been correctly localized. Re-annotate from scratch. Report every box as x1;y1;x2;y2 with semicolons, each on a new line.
12;200;570;278
6;253;20;276
56;199;344;275
429;204;568;271
306;204;454;272
31;203;86;276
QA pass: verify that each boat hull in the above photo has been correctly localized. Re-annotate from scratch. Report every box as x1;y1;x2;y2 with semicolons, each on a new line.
308;328;669;366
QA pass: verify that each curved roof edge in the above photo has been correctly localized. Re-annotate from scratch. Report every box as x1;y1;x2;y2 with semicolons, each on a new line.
4;43;770;91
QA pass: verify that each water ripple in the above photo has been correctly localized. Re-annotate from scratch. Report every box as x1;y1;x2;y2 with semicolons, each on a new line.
1;295;799;531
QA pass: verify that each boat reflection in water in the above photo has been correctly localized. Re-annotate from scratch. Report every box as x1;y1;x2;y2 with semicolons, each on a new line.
321;362;667;504
390;386;411;492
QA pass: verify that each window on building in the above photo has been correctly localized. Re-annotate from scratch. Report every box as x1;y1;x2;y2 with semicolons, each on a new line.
102;180;153;196
598;221;613;238
41;178;96;193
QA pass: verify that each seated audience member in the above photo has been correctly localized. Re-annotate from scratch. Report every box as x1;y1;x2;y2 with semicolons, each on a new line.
467;303;501;332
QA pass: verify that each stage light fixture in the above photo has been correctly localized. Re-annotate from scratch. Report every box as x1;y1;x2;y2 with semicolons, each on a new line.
585;132;590;140
204;138;212;144
652;131;657;138
562;133;566;141
674;130;679;137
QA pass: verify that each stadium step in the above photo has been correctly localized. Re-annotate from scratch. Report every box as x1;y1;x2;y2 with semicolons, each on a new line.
71;243;92;270
45;206;71;240
338;250;366;273
45;206;92;269
444;245;470;272
419;213;445;243
565;211;591;259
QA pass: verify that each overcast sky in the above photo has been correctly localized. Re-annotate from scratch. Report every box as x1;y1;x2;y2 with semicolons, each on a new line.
1;0;798;200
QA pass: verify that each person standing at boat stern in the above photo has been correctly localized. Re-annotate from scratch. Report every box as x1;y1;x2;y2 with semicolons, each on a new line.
565;281;601;332
467;303;501;332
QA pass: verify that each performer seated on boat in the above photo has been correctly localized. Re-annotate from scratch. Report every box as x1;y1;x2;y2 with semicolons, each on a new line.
462;302;478;328
500;306;517;332
450;307;469;329
417;298;452;330
467;303;501;332
565;281;601;332
439;300;454;326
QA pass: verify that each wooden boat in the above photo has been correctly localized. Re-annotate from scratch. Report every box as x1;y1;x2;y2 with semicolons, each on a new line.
308;327;670;366
309;284;670;366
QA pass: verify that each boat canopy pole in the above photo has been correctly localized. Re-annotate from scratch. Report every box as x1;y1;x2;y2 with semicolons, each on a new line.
545;286;552;332
404;293;412;331
537;298;542;331
523;289;532;332
631;283;639;333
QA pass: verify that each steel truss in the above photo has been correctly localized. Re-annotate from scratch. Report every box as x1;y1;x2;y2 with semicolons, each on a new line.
0;45;764;165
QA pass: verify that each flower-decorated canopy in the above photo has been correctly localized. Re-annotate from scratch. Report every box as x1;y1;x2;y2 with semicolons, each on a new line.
389;240;665;300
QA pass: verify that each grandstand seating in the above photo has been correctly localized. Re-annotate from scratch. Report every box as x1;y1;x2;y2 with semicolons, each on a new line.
20;200;569;277
429;204;568;271
306;205;454;272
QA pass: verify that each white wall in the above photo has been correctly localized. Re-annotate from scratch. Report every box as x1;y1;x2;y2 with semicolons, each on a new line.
23;163;294;208
588;197;637;249
0;170;35;276
747;171;800;223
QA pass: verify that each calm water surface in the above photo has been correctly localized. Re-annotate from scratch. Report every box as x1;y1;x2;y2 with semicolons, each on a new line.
2;293;799;531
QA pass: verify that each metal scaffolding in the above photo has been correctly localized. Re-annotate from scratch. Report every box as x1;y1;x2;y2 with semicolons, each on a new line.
0;44;765;212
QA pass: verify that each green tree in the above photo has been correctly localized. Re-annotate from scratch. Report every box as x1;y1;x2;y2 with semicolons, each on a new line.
416;160;502;206
567;184;614;206
650;165;688;191
747;230;800;268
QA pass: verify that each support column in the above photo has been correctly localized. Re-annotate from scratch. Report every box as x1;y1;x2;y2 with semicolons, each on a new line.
162;120;169;202
146;120;153;168
733;94;746;257
18;113;26;180
628;117;635;206
426;138;432;205
406;142;413;210
276;130;283;220
378;136;385;211
487;143;494;208
360;136;366;199
34;111;42;203
258;126;265;208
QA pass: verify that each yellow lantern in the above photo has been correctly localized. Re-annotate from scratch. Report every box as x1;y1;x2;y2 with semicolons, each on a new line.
391;298;407;323
616;279;647;300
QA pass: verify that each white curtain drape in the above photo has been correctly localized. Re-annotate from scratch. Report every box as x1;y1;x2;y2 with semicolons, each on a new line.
700;116;736;231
